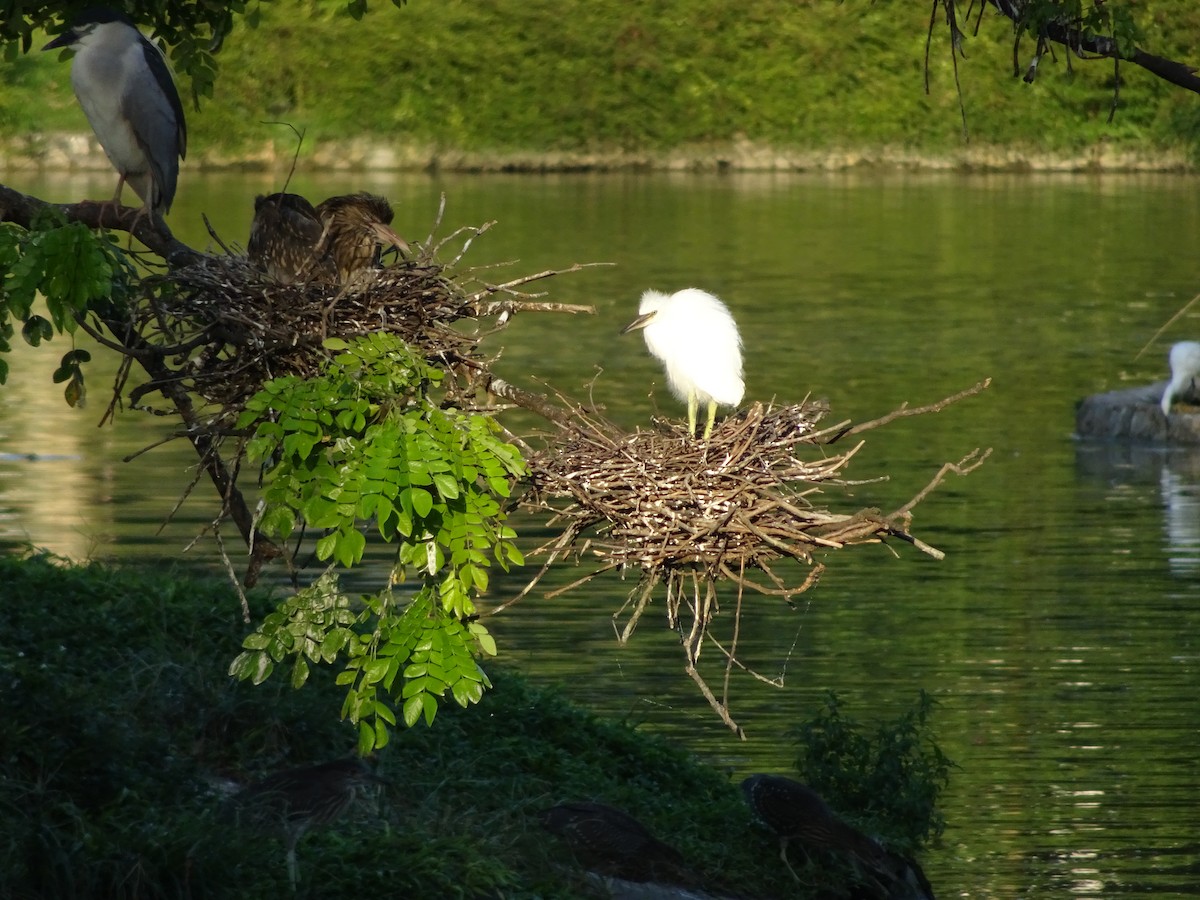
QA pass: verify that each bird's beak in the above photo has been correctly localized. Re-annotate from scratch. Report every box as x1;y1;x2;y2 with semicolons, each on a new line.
371;221;410;257
621;311;656;335
42;30;76;51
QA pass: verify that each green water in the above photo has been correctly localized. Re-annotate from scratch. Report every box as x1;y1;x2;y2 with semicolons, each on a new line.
3;170;1199;897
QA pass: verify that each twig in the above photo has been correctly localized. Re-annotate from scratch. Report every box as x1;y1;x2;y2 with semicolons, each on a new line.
892;447;993;519
1135;290;1200;361
845;379;991;436
685;663;744;739
466;262;614;306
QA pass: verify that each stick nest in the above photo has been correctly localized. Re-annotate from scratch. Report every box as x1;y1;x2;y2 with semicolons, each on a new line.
525;400;902;580
141;252;481;412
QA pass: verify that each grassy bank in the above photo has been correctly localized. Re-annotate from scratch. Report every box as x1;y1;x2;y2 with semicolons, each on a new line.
0;550;810;898
3;1;1199;169
0;549;953;898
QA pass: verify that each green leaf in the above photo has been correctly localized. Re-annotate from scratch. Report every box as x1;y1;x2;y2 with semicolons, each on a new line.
228;650;274;685
241;633;272;651
362;657;390;685
409;487;433;518
334;527;367;567
373;700;397;726
468;622;498;657
291;657;310;688
432;472;460;500
315;532;338;560
374;715;391;748
402;693;425;727
418;692;438;725
358;719;377;754
20;316;52;347
451;677;484;707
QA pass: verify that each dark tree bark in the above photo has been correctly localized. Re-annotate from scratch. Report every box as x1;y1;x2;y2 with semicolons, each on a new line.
978;0;1200;95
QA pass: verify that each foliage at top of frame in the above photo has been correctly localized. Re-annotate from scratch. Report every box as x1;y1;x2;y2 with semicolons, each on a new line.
5;1;407;106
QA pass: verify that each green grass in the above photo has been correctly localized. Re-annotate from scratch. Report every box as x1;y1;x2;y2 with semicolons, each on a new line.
0;549;953;897
0;549;810;899
4;0;1200;164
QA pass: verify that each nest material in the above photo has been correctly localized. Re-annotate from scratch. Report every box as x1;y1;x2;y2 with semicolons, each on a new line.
524;400;911;587
140;253;480;411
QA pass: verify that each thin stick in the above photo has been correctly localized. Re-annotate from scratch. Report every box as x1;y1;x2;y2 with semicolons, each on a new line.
892;447;992;519
845;379;991;436
1135;290;1200;361
685;663;745;739
616;573;659;644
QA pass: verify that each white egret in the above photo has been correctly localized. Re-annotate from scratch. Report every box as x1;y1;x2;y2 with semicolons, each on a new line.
1161;341;1200;416
622;288;744;440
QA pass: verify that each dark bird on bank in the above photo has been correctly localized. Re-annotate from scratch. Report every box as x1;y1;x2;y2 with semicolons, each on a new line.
539;800;686;883
42;6;187;219
314;192;411;284
742;774;935;899
247;192;333;284
226;758;387;887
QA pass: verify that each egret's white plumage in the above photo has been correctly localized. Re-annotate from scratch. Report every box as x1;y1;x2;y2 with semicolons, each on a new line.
43;7;187;217
622;287;744;439
1161;340;1200;416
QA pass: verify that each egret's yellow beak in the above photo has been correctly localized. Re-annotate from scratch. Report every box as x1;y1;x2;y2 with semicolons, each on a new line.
620;310;656;335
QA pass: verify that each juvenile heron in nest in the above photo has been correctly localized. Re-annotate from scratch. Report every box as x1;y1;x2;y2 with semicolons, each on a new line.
1161;341;1200;416
622;288;744;440
314;192;410;284
540;801;686;882
742;775;934;899
228;758;386;887
42;6;187;219
247;192;333;284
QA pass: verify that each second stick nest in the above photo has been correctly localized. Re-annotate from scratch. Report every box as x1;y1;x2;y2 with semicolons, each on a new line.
524;400;931;598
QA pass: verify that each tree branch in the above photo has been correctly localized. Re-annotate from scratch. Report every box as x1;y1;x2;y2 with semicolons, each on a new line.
843;378;991;438
983;0;1200;95
1;184;203;268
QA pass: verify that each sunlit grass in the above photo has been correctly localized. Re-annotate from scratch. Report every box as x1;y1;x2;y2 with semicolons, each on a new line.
2;1;1197;163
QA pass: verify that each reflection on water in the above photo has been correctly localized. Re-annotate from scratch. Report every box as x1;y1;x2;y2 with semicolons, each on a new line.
4;171;1200;896
1162;460;1200;575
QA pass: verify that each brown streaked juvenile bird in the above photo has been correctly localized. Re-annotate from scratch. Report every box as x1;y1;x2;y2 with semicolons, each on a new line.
247;192;334;284
314;192;410;285
227;758;387;888
539;800;686;883
741;774;935;899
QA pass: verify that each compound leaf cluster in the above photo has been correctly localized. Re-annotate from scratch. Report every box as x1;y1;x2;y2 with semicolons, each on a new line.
230;334;525;750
